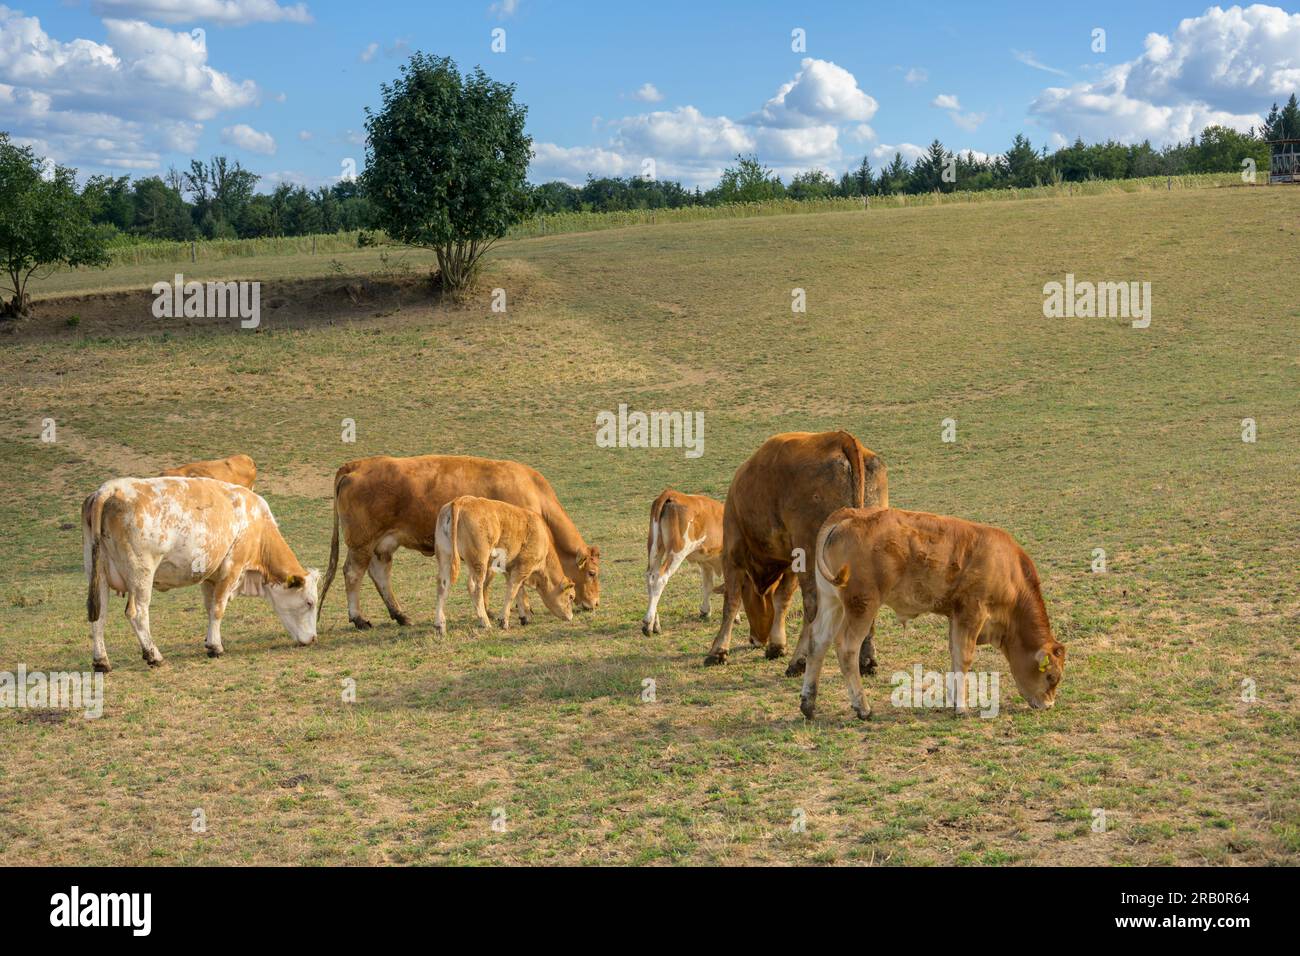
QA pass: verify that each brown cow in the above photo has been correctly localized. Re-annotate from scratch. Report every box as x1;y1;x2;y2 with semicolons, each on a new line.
433;495;574;633
160;454;257;489
801;507;1066;720
703;431;888;669
319;455;600;629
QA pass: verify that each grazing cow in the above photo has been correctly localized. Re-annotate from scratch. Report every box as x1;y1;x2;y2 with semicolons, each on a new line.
160;454;257;489
320;455;600;629
800;507;1067;720
433;496;574;633
83;477;319;671
642;489;724;635
703;431;888;669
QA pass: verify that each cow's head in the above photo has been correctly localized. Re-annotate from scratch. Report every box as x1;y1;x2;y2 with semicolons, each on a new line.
573;545;601;610
1009;639;1067;710
535;574;575;623
267;568;321;645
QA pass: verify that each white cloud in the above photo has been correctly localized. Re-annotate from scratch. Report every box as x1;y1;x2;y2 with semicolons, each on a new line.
530;58;880;188
297;129;312;141
359;42;379;63
871;142;927;163
1030;4;1298;145
931;93;986;131
630;82;663;103
903;67;928;85
1013;49;1069;77
90;0;312;26
490;0;519;19
0;9;258;171
221;122;276;154
753;57;878;128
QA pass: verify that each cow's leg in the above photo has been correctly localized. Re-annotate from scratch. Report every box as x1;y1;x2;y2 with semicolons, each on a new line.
799;597;843;719
468;562;491;628
367;543;410;626
514;588;530;625
643;548;687;636
765;571;798;660
434;552;451;636
125;584;163;667
703;560;743;665
784;572;818;674
344;546;374;630
88;559;111;674
697;564;714;621
948;608;984;715
498;570;524;630
201;580;226;658
836;610;878;721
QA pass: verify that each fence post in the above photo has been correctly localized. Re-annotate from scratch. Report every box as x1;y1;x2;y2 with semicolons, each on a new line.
312;236;317;255
190;241;196;263
1167;176;1171;190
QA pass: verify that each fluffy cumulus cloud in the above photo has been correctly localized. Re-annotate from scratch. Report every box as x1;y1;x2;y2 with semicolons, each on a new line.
90;0;312;26
1030;4;1300;145
629;82;663;103
531;58;878;187
0;8;260;170
221;122;275;154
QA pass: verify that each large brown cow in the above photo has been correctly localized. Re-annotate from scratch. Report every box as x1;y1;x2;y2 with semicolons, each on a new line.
703;431;888;669
160;454;257;489
800;507;1066;720
83;477;319;670
319;455;600;629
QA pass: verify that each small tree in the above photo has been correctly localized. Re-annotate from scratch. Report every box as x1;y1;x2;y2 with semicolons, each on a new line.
0;134;110;319
363;53;532;293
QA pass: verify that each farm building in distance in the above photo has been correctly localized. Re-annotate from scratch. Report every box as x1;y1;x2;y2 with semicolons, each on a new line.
1269;139;1300;183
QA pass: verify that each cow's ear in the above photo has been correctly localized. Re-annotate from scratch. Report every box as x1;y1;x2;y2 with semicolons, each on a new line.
285;574;305;589
575;554;587;570
589;545;601;559
1054;643;1067;660
1035;648;1050;672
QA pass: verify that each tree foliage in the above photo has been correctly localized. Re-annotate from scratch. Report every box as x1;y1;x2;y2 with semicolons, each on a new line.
362;53;532;291
0;134;110;318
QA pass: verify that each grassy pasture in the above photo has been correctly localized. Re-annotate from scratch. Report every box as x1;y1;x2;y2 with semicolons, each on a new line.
0;185;1296;865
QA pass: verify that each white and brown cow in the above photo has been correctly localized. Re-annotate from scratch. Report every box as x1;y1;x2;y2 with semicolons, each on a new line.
642;489;725;635
433;495;574;633
83;477;319;671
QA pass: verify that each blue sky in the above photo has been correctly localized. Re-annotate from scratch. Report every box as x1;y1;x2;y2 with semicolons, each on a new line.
7;1;1299;190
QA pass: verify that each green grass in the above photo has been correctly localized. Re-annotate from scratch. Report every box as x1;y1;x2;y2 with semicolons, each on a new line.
0;183;1297;865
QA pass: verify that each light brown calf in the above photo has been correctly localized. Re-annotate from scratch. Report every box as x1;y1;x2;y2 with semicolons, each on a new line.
642;489;725;635
801;507;1067;720
160;454;257;489
433;495;574;633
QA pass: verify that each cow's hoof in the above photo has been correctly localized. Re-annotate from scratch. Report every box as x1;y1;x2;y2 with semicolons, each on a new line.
92;659;112;674
391;612;412;626
653;622;662;634
206;646;224;659
852;704;872;721
784;658;807;677
860;658;878;676
703;651;728;666
517;617;530;626
433;624;446;638
800;697;816;720
765;644;787;661
641;622;652;636
697;611;710;621
144;654;164;668
350;616;373;631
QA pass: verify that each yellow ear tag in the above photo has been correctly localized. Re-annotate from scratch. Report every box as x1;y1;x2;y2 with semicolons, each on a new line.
1038;655;1050;672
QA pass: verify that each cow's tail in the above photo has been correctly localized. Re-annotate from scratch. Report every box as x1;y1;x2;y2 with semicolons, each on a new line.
647;492;671;560
840;431;887;509
317;473;346;623
814;517;851;590
85;492;108;622
446;499;462;584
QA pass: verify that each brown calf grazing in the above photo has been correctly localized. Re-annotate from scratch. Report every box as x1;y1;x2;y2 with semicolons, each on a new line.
83;477;318;671
320;455;600;629
433;496;574;632
800;507;1067;721
642;489;724;635
160;454;257;489
704;431;888;670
